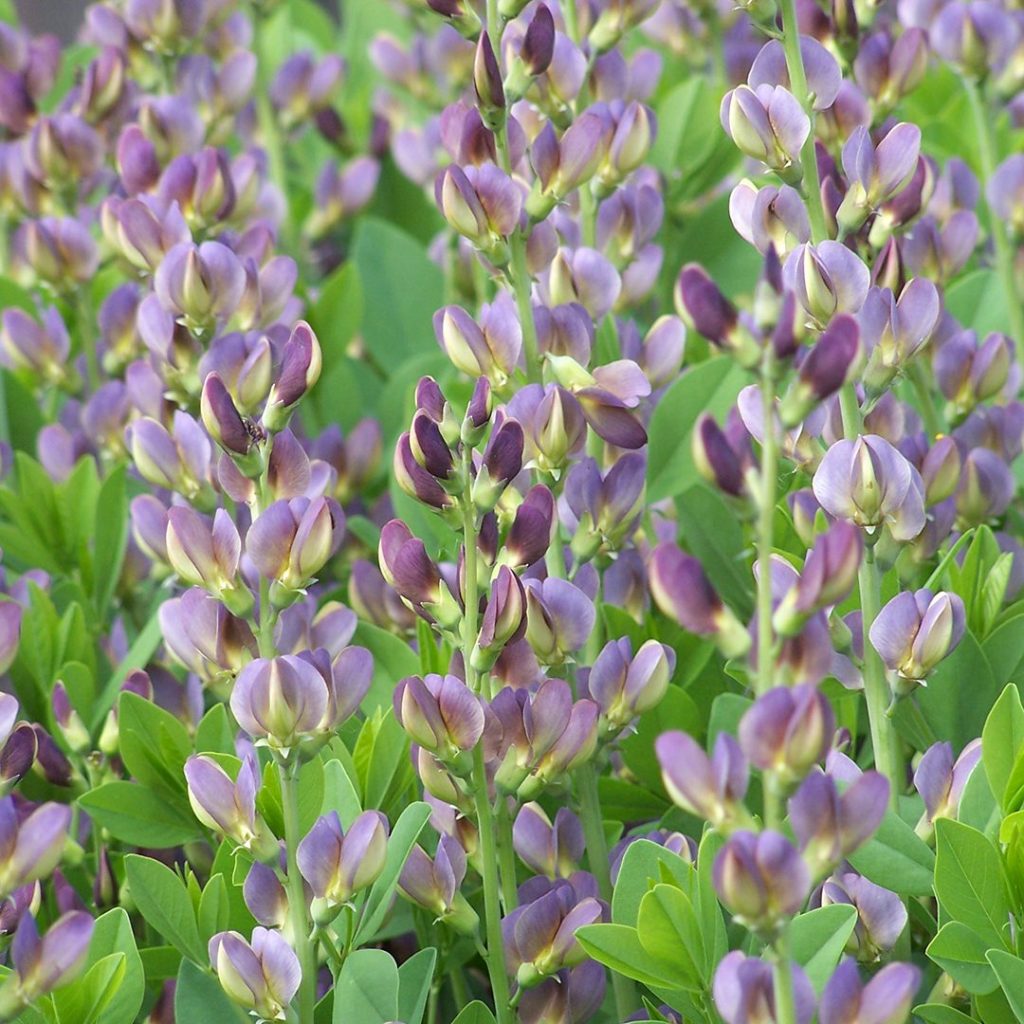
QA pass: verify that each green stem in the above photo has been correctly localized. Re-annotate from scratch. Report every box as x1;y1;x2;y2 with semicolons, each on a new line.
908;362;944;437
495;798;519;912
859;545;901;808
471;746;514;1024
508;230;542;382
771;929;797;1024
460;445;512;1022
964;77;1024;344
777;0;828;243
76;289;99;393
838;383;861;437
755;358;778;696
576;761;638;1018
763;771;786;831
280;759;316;1024
257;577;275;658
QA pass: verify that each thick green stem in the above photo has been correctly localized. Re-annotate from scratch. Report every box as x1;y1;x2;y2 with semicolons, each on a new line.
755;359;778;696
576;762;637;1018
507;231;542;382
858;545;901;808
908;362;944;437
771;929;797;1024
495;799;519;912
777;0;828;243
280;760;316;1024
964;77;1024;344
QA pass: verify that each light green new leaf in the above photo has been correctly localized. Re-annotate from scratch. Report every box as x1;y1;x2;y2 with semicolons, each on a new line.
333;949;400;1024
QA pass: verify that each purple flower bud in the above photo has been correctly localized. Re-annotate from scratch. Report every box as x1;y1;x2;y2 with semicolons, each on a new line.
785;242;870;324
714;952;815;1024
587;637;673;730
788;770;889;876
692;412;751;499
394;673;485;761
0;798;70;895
931;0;1016;78
434;296;522;386
378;520;460;626
522;5;556;77
955;446;1014;525
6;911;93;1004
838;123;921;232
154;241;245;331
523;577;595;666
14;217;98;287
935;330;1012;416
655;731;749;828
504;485;555;568
246;497;343;595
399;835;477;932
713;830;811;929
869;588;965;686
394;432;454;510
821;870;906;958
739;684;835;781
473;416;525;511
437;163;522;245
201;372;255;459
297;810;388;922
720;84;809;175
209;927;301;1020
263;322;322;432
513;804;584;878
749;36;842;111
860;278;940;393
918;436;961;505
780;314;862;426
819;959;920;1024
649;542;751;657
813;435;926;540
0;306;70;383
473;566;527;670
503;882;603;987
243;862;288;929
774;521;863;635
730;182;811;258
160;587;257;684
674;263;760;367
914;738;982;826
185;754;272;855
988;154;1024;237
473;32;505;125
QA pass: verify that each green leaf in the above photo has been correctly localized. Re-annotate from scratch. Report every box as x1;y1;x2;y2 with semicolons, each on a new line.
80;782;201;849
124;855;205;963
934;819;1012;948
91;607;165;729
984;685;1024;809
174;959;248;1024
117;691;192;795
914;1004;981;1024
847;807;936;897
52;953;125;1024
198;876;230;946
646;358;748;502
989;950;1024;1022
91;465;128;620
947;269;1011;337
636;884;705;989
396;947;437;1024
321;758;363;829
351;218;444;368
450;1003;496;1024
928;921;999;994
333;949;400;1024
575;923;681;988
85;909;145;1024
620;687;701;795
194;704;237;757
611;839;695;927
355;801;431;943
353;621;421;712
790;905;858;995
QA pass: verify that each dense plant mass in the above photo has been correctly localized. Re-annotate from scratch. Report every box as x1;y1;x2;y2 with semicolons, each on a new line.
0;0;1023;1021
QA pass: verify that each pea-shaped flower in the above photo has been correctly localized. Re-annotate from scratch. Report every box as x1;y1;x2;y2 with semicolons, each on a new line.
913;738;981;829
586;636;673;731
655;730;750;829
868;588;965;691
209;927;300;1022
0;911;94;1013
819;959;920;1024
231;649;371;753
297;810;389;923
512;804;585;879
713;951;815;1024
720;84;809;176
713;830;811;930
813;434;926;540
0;797;70;897
398;835;478;934
393;673;485;769
739;684;835;781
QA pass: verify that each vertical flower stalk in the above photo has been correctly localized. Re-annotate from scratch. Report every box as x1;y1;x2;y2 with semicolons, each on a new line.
777;0;828;244
963;77;1024;344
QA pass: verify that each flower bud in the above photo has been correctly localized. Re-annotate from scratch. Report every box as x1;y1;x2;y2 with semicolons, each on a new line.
655;731;749;829
298;811;388;922
0;911;93;1011
713;831;810;930
263;322;322;433
739;685;835;781
209;927;300;1021
473;566;527;671
713;952;815;1024
819;959;920;1024
394;674;484;765
588;637;673;731
779;315;862;428
512;804;584;879
399;836;478;933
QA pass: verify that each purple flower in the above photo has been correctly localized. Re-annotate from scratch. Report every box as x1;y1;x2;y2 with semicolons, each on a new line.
869;588;965;687
0;798;70;896
184;754;275;858
822;871;907;958
246;497;343;596
748;36;842;110
507;384;587;474
779;314;863;427
785;242;871;324
587;637;673;730
720;84;809;175
209;927;301;1021
730;182;810;257
914;738;982;825
523;577;596;666
739;685;835;781
838;123;921;232
297;811;388;921
154;241;246;330
378;520;461;627
713;952;815;1024
513;803;585;879
859;278;940;393
655;730;749;828
819;958;920;1024
6;911;93;1003
788;770;889;876
649;541;751;657
399;835;478;933
813;435;926;541
434;296;522;386
713;830;811;928
159;587;257;685
394;673;485;762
